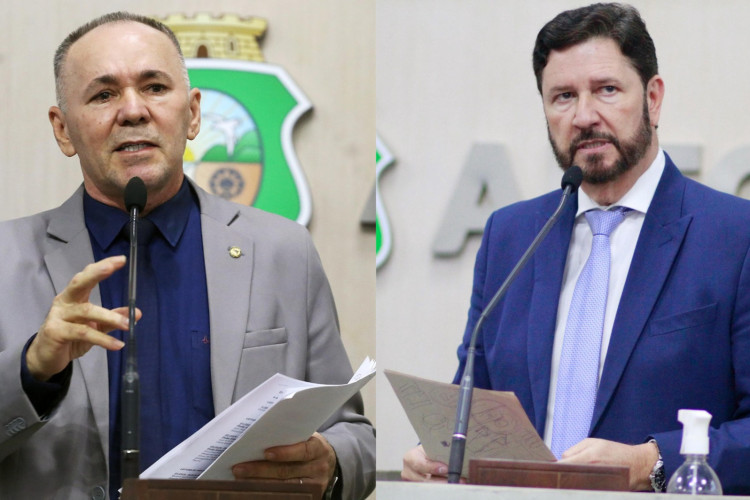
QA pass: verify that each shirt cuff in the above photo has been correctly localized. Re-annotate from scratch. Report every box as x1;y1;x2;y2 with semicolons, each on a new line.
20;335;72;418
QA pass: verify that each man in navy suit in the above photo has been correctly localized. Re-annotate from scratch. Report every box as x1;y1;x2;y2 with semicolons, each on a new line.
403;3;750;493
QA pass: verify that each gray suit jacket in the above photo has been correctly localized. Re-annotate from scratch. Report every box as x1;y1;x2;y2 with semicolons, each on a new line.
0;183;375;499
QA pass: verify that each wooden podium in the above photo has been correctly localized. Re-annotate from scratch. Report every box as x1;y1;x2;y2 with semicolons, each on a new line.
469;459;629;491
121;479;318;499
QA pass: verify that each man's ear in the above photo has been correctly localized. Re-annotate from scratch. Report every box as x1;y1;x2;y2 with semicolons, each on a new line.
186;88;201;141
48;106;77;157
646;75;665;129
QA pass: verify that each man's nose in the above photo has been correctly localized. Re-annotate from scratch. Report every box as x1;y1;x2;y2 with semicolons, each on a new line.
571;94;600;129
117;89;150;125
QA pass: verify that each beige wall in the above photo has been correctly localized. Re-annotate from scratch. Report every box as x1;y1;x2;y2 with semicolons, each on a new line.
376;0;750;472
0;0;375;454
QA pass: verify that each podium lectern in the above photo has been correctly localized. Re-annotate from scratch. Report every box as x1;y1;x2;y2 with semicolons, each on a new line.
121;479;318;499
469;458;629;491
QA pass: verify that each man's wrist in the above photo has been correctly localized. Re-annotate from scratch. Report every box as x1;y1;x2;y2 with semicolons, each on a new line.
20;335;72;417
25;336;50;382
647;439;666;492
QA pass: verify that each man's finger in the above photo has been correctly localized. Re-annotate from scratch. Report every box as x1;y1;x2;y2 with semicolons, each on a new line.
264;434;326;462
112;306;142;323
59;302;130;333
402;445;449;480
44;319;125;351
233;460;299;480
59;255;126;304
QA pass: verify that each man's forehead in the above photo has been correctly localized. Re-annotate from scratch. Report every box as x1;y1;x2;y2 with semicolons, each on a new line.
62;21;180;81
541;38;636;88
547;37;624;64
65;20;176;65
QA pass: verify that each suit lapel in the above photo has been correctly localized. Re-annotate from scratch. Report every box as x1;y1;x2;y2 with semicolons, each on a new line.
591;159;691;433
527;192;577;434
194;186;255;413
43;187;110;459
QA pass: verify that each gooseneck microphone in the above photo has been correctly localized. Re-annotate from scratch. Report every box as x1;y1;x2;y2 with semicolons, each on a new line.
121;176;147;482
446;166;583;484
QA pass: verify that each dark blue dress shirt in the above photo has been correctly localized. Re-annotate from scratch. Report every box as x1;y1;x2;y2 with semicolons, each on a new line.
83;179;214;497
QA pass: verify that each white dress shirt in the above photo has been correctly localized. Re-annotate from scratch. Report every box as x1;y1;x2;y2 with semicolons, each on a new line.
543;149;666;446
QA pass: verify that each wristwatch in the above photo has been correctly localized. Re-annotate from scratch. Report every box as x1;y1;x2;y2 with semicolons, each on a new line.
323;461;341;500
648;439;666;492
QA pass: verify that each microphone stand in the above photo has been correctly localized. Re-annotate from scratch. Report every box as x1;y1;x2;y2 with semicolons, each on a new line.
446;166;582;483
122;178;147;482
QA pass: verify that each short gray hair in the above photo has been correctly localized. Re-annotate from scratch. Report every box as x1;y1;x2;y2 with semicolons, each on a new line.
54;12;189;110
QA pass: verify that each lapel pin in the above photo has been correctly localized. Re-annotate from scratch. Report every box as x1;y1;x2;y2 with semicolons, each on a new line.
228;246;242;258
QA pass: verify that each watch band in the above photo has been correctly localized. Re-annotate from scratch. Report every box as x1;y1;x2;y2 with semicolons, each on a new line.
648;439;666;492
323;474;339;500
323;461;341;500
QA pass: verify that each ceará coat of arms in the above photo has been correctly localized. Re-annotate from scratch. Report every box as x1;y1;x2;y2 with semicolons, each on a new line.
162;13;312;225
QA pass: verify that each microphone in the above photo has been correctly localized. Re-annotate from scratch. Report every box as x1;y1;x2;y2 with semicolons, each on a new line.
561;164;583;192
121;177;147;482
446;166;583;483
125;176;147;213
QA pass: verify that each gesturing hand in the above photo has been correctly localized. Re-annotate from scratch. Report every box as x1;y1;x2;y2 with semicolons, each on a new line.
26;255;139;381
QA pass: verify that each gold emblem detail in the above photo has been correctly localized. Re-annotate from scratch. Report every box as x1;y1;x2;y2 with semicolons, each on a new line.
160;13;268;61
229;246;242;258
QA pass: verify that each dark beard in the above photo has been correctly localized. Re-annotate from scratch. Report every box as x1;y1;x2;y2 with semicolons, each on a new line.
549;97;653;185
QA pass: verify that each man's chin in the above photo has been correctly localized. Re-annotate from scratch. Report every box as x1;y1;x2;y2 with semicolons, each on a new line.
119;164;181;187
580;161;630;185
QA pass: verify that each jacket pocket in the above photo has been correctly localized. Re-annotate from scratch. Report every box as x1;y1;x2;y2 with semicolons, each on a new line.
648;303;717;337
234;327;289;400
242;327;288;348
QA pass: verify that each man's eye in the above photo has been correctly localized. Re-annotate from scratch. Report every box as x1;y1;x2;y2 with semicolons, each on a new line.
602;85;617;94
556;92;573;102
148;84;167;93
93;91;112;102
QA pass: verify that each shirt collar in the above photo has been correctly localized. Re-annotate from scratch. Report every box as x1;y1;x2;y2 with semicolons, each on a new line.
84;178;196;251
576;148;665;216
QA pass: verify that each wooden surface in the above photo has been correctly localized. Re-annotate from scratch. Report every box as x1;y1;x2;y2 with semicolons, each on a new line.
121;479;318;500
469;459;628;491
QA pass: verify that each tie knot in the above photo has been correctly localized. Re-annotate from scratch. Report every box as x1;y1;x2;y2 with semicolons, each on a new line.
584;207;628;236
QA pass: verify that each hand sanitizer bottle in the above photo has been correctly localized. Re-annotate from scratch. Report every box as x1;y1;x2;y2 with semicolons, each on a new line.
666;409;722;495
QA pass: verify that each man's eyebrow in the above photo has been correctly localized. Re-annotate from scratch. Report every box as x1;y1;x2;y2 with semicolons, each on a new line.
590;77;622;87
547;85;572;95
545;77;624;96
139;69;175;83
83;74;119;96
83;70;175;95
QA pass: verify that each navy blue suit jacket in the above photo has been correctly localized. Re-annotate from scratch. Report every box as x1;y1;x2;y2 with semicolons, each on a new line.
454;154;750;493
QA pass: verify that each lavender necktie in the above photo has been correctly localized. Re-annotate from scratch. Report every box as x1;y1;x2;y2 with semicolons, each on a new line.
550;207;628;459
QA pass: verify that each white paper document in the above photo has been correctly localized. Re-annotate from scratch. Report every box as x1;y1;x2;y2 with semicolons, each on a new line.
385;369;555;477
141;357;376;480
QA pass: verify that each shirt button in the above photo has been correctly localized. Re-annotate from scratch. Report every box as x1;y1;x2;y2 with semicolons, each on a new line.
90;485;106;500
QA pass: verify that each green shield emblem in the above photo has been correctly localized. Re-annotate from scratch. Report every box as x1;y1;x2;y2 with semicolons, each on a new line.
184;59;312;225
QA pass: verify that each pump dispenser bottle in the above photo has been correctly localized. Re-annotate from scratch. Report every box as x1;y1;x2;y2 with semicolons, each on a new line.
666;409;722;495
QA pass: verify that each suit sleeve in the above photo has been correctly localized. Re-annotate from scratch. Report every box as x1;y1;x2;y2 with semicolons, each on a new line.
302;235;375;500
650;242;750;494
0;341;51;460
453;213;495;389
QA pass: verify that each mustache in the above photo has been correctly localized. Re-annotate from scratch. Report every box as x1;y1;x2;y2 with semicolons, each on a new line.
570;129;621;154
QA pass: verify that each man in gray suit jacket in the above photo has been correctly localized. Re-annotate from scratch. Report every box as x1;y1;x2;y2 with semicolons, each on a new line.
0;12;374;500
